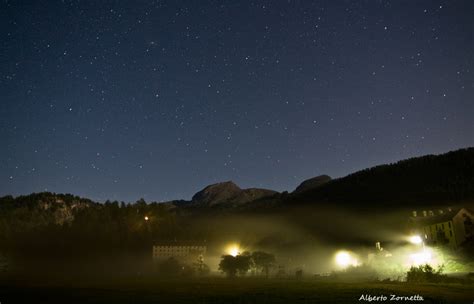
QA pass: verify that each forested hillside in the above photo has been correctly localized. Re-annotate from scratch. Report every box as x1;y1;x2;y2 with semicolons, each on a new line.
287;148;474;208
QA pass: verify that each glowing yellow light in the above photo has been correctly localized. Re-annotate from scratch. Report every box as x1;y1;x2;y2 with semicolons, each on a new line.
226;244;240;257
144;216;149;221
335;251;350;267
335;251;359;268
409;235;423;245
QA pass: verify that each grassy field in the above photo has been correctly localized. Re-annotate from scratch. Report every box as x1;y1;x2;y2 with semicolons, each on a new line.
0;277;473;304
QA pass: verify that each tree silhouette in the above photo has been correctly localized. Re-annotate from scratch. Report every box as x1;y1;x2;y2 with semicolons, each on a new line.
251;251;276;277
219;254;252;278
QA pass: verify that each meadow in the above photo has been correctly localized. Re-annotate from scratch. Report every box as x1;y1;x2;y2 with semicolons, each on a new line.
0;276;473;304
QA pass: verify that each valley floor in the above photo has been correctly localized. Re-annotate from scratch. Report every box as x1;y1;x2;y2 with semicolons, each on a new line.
0;277;473;304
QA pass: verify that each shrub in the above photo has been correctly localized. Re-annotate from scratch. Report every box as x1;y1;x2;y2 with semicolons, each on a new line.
406;264;446;283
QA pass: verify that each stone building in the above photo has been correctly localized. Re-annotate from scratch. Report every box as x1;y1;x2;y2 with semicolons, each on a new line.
152;241;207;262
410;208;474;249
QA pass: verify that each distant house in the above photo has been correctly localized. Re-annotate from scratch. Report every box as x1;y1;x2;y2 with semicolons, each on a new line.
152;241;207;262
410;208;474;249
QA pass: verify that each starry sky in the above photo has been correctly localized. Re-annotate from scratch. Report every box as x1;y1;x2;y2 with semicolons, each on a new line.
1;1;473;202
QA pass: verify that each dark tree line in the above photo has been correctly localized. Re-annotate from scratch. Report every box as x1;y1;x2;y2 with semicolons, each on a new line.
290;148;474;208
219;251;276;278
0;193;182;259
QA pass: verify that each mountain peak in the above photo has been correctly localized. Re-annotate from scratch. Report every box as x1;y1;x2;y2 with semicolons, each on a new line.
191;181;278;206
293;175;332;193
191;181;242;206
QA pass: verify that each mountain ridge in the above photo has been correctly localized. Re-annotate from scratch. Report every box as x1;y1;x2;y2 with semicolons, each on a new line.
2;147;474;212
190;181;278;206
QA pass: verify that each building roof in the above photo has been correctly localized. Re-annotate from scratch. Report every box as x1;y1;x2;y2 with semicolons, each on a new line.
411;209;460;226
411;208;473;226
153;240;207;246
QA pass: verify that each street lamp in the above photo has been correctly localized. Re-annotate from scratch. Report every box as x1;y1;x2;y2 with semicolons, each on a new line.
408;235;431;266
334;251;359;269
225;244;241;257
409;235;423;245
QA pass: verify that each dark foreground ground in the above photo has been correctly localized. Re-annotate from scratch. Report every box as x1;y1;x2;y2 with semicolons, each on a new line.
0;276;473;304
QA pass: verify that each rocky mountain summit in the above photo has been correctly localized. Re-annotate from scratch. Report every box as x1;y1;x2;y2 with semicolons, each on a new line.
191;181;278;206
293;175;332;193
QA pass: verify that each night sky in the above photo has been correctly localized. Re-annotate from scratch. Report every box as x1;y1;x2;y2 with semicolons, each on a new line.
1;1;473;202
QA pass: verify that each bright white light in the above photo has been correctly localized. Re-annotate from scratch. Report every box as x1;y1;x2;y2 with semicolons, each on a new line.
409;250;432;266
409;235;423;245
226;244;240;257
335;251;351;267
144;216;149;221
335;251;359;268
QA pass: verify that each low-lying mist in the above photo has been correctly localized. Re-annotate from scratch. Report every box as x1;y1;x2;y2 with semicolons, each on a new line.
2;204;470;283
